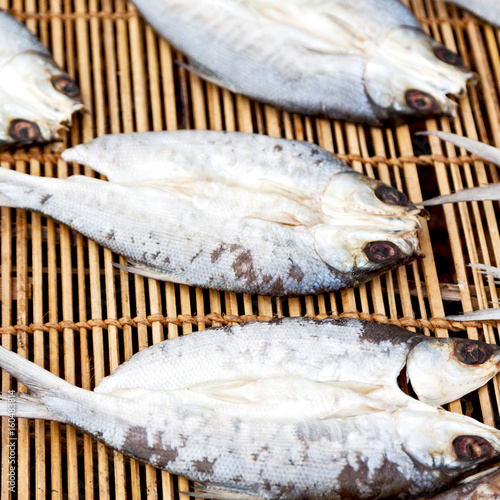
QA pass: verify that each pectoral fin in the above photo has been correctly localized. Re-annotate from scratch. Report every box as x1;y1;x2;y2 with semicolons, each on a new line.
184;485;261;500
114;262;192;286
176;60;235;92
418;131;500;166
245;211;306;226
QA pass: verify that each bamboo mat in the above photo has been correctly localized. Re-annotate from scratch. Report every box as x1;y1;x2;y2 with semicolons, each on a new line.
0;0;499;498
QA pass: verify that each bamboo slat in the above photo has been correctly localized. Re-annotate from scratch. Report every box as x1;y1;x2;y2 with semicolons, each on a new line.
0;1;499;498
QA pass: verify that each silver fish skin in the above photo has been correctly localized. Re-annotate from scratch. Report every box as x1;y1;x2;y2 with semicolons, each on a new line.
130;0;473;125
93;317;500;408
2;320;500;499
0;9;83;149
440;0;500;27
1;131;422;296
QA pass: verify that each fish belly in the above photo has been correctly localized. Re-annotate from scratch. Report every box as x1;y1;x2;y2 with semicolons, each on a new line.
95;318;415;398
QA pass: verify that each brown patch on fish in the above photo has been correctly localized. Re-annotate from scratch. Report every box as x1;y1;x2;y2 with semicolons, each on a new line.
273;144;283;152
268;277;285;296
192;457;216;474
360;320;420;347
335;458;411;498
277;482;295;497
232;250;257;284
211;244;227;263
288;263;304;282
191;249;202;263
124;426;179;467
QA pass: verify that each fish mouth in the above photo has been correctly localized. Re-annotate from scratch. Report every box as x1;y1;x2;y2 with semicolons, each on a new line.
364;27;475;120
314;172;423;275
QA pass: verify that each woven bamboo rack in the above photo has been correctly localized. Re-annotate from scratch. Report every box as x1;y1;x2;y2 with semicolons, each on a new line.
0;0;499;498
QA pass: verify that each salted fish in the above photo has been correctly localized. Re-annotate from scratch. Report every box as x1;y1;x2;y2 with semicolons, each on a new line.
0;10;83;150
1;318;500;499
130;0;474;125
0;130;423;296
91;317;500;408
441;0;500;27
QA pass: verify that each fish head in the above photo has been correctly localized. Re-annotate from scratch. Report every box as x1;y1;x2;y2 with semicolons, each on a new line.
0;51;83;148
364;28;475;120
397;408;500;475
407;337;500;406
315;171;423;284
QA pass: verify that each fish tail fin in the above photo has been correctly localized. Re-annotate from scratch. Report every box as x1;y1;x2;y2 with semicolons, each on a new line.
0;167;28;208
0;392;65;422
0;346;71;421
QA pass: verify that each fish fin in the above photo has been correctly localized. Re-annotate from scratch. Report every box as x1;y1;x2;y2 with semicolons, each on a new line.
176;60;235;92
0;347;68;395
245;211;307;226
320;404;388;419
419;183;500;206
184;485;261;500
188;379;256;404
0;392;65;422
0;167;28;207
417;131;500;166
259;179;309;204
328;381;383;395
113;262;192;286
0;347;71;422
469;263;500;282
446;308;500;322
137;177;200;198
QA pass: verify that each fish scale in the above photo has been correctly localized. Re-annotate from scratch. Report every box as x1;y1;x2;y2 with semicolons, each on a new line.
1;318;500;499
129;0;474;124
0;131;422;296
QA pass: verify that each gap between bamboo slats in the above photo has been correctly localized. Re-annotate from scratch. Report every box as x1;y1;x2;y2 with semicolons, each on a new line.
0;1;499;499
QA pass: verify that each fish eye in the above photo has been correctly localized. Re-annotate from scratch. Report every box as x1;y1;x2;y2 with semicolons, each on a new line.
363;241;402;264
374;185;409;207
455;339;494;365
51;75;80;98
8;119;41;142
453;435;493;462
405;89;439;113
433;47;463;67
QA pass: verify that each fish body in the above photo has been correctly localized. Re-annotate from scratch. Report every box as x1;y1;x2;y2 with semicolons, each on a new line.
1;318;500;499
1;131;422;296
442;0;500;27
0;10;83;149
93;317;500;408
130;0;473;124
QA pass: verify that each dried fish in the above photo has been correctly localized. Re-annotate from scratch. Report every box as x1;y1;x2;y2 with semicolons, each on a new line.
130;0;474;124
440;0;500;27
1;317;500;499
0;130;423;296
91;317;500;408
0;9;84;150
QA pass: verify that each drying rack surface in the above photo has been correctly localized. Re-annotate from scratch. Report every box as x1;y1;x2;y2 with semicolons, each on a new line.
1;0;500;498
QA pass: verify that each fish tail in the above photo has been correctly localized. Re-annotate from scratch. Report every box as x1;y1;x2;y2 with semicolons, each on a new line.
0;167;27;208
0;392;65;422
0;346;71;422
